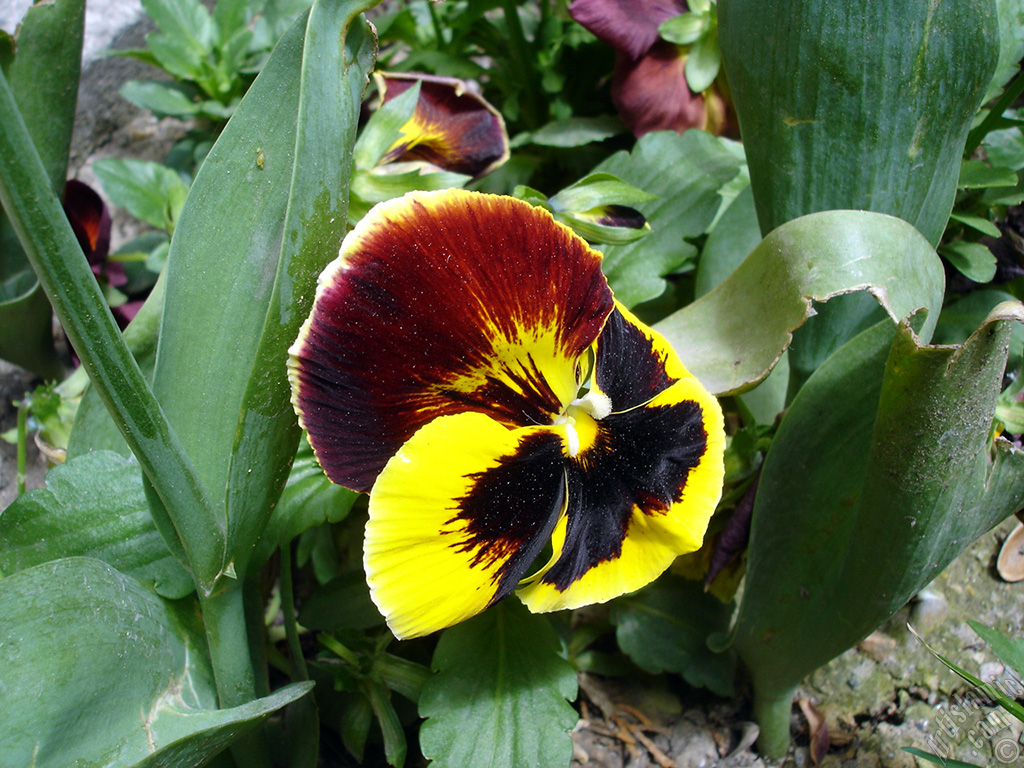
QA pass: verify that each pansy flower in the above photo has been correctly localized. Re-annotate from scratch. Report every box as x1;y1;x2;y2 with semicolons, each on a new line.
288;189;724;639
374;72;510;178
570;0;729;137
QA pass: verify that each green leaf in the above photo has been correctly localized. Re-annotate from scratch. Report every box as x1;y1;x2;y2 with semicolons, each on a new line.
659;12;709;45
419;601;578;768
594;130;744;307
719;0;998;246
933;289;1024;370
958;159;1019;189
151;2;378;578
0;557;312;768
983;0;1024;103
0;450;192;598
939;240;998;283
0;0;84;379
902;747;987;768
141;0;218;55
655;209;945;396
948;210;1001;238
684;25;720;93
526;115;624;148
93;158;191;233
732;302;1024;753
549;172;659;212
611;575;736;696
147;30;205;81
968;622;1024;682
120;79;202;116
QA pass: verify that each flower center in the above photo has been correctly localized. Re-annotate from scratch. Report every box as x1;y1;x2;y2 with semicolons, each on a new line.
556;391;612;458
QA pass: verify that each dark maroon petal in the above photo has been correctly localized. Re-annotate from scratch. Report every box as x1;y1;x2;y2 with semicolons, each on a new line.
289;189;614;492
64;179;111;268
611;43;707;137
377;72;510;178
570;0;687;60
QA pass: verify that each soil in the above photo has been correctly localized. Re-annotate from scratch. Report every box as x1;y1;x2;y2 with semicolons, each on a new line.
1;6;1022;768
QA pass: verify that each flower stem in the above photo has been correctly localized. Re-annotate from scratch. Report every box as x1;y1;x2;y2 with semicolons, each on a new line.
752;684;796;759
501;0;543;130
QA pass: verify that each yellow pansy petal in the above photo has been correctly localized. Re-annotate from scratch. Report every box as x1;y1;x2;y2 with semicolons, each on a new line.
519;376;725;613
365;411;569;639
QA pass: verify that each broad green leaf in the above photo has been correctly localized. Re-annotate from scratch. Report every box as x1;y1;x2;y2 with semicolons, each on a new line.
151;1;378;579
719;0;998;245
611;575;735;697
0;450;192;598
93;158;190;233
419;601;578;768
120;79;203;116
655;210;945;396
684;26;720;93
939;240;998;283
594;130;744;307
147;30;205;81
659;12;708;45
549;173;659;212
0;0;84;379
0;557;312;768
731;302;1024;753
527;115;623;148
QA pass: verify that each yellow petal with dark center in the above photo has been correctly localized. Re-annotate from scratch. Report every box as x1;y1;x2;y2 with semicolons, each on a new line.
519;376;725;613
365;411;570;639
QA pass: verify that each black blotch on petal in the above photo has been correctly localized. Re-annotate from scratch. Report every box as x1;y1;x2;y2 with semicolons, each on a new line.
453;432;567;603
595;308;674;410
542;398;708;591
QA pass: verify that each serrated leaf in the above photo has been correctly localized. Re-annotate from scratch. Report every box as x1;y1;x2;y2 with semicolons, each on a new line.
419;601;578;768
594;130;743;306
0;450;192;598
0;557;312;768
141;0;218;54
611;575;736;696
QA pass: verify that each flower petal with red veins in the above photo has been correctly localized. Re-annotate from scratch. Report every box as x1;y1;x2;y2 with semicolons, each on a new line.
570;0;687;60
376;72;510;178
611;43;707;137
288;189;614;492
365;411;569;639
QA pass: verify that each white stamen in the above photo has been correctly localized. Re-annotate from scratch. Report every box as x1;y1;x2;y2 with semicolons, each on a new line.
565;421;580;458
571;390;613;421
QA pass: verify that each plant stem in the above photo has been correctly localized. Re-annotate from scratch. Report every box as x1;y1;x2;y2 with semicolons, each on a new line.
500;0;543;130
0;66;226;594
15;399;27;496
200;583;272;768
752;684;797;759
280;542;309;682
